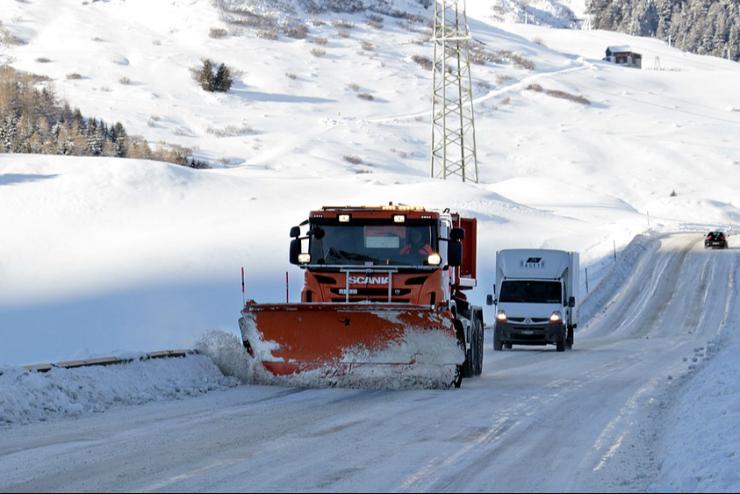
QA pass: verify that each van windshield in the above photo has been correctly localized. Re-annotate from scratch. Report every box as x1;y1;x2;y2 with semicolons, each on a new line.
499;280;562;304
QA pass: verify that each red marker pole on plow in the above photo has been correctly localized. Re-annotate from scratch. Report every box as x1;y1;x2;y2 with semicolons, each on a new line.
241;267;246;307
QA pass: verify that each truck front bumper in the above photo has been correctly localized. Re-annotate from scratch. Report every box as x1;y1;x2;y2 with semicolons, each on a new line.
495;321;565;345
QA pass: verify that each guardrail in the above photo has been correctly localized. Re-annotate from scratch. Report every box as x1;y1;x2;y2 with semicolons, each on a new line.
0;349;197;376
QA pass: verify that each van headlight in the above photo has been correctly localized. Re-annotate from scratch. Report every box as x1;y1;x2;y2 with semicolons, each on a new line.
298;253;311;264
549;311;562;324
496;310;507;323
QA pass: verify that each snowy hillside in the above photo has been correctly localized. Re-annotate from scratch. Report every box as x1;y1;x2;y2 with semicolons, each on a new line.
1;0;739;367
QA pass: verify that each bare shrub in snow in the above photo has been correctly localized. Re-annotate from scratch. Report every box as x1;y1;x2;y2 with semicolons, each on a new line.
496;73;514;84
533;37;546;47
469;45;535;70
310;48;326;57
35;57;52;63
367;16;384;29
311;36;328;45
361;40;374;51
119;76;131;85
670;190;678;197
338;30;351;38
66;73;84;80
510;52;535;70
526;84;590;105
332;19;354;30
310;19;325;26
285;72;298;80
91;36;105;42
357;93;374;101
257;30;279;40
412;55;433;71
283;24;309;39
347;83;360;92
209;27;228;39
344;155;363;165
206;124;258;137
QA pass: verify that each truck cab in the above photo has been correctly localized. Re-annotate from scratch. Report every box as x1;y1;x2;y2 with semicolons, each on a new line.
490;249;579;352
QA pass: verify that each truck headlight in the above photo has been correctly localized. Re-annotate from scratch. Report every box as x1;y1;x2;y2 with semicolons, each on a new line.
549;311;562;324
298;253;311;264
427;253;442;265
496;310;507;323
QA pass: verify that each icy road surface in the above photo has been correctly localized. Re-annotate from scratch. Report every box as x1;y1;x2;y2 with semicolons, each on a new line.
1;234;738;492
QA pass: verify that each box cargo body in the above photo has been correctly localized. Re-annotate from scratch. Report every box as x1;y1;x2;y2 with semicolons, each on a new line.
493;249;579;352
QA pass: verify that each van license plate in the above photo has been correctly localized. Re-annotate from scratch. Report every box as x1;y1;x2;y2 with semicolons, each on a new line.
522;330;534;335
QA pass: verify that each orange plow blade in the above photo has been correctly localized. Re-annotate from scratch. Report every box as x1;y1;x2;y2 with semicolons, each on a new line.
239;303;465;389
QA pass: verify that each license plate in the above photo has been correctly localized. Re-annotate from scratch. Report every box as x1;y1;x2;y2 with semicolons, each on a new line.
522;330;534;335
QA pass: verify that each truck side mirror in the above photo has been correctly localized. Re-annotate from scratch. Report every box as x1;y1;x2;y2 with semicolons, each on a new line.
450;228;465;241
486;294;496;306
290;226;300;238
568;296;576;308
289;238;301;265
308;226;325;239
447;240;463;267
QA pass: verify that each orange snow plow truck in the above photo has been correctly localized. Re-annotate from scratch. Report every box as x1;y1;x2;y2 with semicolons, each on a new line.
238;205;484;388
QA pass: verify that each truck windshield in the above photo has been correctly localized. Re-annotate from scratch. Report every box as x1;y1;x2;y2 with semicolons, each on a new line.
309;221;437;266
499;280;562;304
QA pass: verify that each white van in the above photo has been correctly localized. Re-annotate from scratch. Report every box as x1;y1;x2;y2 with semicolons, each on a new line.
488;249;579;352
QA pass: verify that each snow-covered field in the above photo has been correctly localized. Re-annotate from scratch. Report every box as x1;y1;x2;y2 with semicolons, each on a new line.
1;0;740;490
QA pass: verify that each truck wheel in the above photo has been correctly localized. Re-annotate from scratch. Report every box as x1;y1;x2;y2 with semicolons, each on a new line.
462;347;475;378
474;319;484;376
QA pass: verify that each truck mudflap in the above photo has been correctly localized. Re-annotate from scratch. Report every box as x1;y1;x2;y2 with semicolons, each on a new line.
239;302;465;389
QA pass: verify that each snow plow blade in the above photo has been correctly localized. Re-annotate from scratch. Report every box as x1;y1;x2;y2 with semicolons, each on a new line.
239;303;465;389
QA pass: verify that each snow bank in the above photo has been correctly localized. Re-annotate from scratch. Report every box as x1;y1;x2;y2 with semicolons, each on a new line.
653;265;740;492
0;355;236;426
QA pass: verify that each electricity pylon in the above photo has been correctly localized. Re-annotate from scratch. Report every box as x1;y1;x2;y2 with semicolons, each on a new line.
430;0;479;183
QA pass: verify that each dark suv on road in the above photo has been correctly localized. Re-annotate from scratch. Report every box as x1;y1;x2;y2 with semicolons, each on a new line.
705;231;728;249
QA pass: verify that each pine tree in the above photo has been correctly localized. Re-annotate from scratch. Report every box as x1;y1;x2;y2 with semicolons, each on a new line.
214;63;233;92
199;59;215;91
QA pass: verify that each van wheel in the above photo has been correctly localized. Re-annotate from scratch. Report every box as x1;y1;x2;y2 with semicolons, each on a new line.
504;343;512;349
493;328;503;351
556;337;566;352
566;326;574;350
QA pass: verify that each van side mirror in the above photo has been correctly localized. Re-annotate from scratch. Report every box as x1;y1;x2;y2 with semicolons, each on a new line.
486;294;496;306
568;296;576;308
290;226;300;238
289;238;301;265
447;241;462;267
450;228;465;241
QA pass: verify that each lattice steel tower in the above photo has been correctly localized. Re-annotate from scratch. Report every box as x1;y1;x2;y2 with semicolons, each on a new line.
430;0;479;183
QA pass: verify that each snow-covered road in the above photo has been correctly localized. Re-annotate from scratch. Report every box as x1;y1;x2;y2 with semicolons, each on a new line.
1;234;737;492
